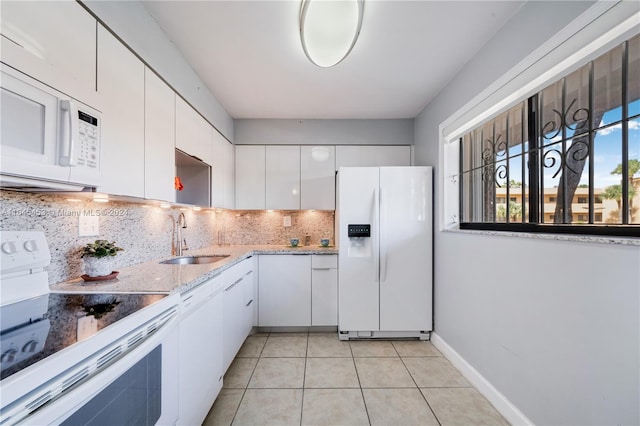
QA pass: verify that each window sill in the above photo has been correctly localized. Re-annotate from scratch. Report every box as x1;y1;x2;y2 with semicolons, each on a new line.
444;224;640;246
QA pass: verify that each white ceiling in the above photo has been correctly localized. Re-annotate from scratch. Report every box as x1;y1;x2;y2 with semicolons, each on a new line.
142;1;525;120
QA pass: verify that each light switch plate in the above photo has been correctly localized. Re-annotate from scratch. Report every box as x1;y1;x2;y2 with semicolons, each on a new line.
78;215;99;237
283;215;292;227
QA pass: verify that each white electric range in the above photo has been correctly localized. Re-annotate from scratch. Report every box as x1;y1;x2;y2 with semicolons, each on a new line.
0;231;181;425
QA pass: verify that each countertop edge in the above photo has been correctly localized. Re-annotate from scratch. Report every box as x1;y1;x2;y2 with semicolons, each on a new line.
50;245;338;295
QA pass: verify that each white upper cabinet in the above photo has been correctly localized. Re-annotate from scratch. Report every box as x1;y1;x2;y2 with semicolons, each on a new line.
198;115;215;167
144;68;175;202
97;25;145;197
235;145;266;209
266;146;300;210
0;1;97;104
175;97;199;157
176;97;213;165
212;130;234;209
336;146;411;168
301;146;335;210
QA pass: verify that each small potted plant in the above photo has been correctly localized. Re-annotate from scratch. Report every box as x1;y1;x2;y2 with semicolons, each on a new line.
81;240;123;278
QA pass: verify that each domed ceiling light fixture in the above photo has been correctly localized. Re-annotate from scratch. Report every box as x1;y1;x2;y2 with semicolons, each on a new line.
300;0;364;68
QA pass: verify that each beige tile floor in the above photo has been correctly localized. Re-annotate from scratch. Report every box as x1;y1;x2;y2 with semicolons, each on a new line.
203;332;509;426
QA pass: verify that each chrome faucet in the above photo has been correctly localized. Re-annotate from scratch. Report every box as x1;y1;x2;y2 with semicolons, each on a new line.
177;212;188;256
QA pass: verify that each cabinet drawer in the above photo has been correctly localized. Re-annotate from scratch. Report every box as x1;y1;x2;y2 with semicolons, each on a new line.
312;255;337;269
225;257;253;282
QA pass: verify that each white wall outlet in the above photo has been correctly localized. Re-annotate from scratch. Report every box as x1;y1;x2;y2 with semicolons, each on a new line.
78;215;99;237
283;215;292;227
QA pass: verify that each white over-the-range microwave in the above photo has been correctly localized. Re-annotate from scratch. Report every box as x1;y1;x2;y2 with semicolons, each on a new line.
0;64;101;191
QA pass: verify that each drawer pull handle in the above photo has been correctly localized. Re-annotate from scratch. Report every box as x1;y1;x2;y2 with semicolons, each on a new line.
224;278;243;291
312;268;332;271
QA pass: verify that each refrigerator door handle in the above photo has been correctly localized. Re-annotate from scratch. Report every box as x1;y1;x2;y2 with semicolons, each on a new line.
380;186;387;282
373;186;379;283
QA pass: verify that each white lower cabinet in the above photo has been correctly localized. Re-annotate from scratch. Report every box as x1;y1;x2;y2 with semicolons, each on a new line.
311;255;338;326
222;258;255;372
242;269;256;338
258;255;312;327
177;277;223;426
223;276;244;372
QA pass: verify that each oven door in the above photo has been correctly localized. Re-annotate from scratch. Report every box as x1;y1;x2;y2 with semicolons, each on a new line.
22;315;179;426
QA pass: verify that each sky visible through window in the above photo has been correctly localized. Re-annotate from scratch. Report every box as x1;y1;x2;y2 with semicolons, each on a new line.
586;100;640;188
501;99;640;190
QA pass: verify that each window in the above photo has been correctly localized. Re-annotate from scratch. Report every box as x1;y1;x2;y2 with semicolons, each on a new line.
459;34;640;237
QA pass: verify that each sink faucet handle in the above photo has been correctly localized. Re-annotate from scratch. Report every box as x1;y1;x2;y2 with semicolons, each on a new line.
182;239;189;251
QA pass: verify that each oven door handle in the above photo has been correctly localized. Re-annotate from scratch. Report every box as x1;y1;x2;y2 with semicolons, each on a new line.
18;308;181;426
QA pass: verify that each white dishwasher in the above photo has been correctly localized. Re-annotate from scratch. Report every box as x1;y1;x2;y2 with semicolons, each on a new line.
177;275;224;426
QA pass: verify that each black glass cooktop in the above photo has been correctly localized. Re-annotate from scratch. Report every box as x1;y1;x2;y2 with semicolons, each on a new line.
0;293;167;381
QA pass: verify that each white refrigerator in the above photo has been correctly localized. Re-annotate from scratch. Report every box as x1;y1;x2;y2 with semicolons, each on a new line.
337;166;432;339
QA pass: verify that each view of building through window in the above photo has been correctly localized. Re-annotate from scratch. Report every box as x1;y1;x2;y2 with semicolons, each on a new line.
460;33;639;233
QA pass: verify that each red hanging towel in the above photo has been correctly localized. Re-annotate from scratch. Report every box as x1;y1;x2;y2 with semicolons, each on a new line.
174;176;184;191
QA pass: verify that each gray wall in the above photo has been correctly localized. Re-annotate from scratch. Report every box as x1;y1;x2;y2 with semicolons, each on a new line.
82;1;234;141
414;1;640;425
234;119;414;145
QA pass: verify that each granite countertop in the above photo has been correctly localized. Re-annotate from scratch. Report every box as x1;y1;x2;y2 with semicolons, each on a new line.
50;245;338;295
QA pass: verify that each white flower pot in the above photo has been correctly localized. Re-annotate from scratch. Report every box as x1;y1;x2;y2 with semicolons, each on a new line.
83;256;114;277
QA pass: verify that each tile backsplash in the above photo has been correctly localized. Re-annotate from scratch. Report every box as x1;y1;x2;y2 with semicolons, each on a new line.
0;191;334;284
216;210;335;246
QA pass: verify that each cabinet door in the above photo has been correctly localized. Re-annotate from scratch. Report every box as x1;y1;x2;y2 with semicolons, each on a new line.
175;97;198;158
176;97;212;165
178;282;223;426
222;139;235;209
0;1;97;103
301;146;336;210
336;146;411;168
212;130;234;209
144;68;175;202
266;146;300;210
97;25;145;197
235;145;266;209
243;270;256;336
223;276;245;372
259;255;311;327
311;255;338;326
199;115;215;167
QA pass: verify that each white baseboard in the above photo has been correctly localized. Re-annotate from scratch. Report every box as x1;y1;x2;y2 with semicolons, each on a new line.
431;332;535;426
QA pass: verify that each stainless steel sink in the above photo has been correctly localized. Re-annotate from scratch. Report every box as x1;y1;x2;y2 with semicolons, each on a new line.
159;255;229;265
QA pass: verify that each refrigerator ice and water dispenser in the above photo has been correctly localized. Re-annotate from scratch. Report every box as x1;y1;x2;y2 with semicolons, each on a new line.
347;224;371;257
